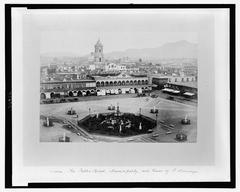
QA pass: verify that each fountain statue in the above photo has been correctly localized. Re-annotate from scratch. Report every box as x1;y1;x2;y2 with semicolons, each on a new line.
43;116;53;127
115;103;122;117
150;106;159;113
108;104;115;110
59;132;70;142
181;115;191;124
67;107;76;115
176;132;187;142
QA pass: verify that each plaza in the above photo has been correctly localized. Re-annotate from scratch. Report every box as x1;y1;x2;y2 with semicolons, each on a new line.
40;94;197;143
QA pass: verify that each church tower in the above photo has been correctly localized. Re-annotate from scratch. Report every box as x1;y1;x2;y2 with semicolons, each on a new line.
94;39;104;64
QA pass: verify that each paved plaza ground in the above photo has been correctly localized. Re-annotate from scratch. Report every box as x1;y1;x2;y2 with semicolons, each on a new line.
40;94;197;143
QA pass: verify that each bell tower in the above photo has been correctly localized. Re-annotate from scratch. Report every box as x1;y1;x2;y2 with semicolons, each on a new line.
94;39;104;64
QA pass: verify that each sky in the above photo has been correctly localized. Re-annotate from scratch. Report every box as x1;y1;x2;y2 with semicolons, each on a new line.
38;10;200;56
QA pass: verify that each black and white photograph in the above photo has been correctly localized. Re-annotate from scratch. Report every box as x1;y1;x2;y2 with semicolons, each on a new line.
3;2;236;189
39;12;198;143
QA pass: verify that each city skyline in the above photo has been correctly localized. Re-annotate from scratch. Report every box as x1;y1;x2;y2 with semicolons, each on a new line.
39;12;199;57
41;33;198;57
41;37;198;58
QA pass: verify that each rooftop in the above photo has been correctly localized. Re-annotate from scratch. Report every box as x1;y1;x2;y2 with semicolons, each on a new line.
93;74;148;81
168;81;198;89
41;79;95;84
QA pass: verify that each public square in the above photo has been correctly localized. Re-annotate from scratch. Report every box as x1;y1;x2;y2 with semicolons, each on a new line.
40;94;197;143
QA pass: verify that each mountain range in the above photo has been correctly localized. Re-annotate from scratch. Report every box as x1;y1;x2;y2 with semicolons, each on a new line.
105;40;197;59
41;40;198;60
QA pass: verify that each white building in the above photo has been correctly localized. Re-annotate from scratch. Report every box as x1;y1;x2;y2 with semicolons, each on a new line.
105;63;127;71
89;64;96;71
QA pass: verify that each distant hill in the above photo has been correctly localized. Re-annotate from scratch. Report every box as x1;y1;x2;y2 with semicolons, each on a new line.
40;40;198;65
105;40;198;59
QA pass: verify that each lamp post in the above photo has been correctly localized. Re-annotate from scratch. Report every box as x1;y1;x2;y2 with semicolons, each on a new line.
156;113;158;126
116;102;120;116
63;132;66;142
46;117;49;127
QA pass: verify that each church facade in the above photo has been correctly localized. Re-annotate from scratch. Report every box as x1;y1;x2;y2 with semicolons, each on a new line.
88;39;105;66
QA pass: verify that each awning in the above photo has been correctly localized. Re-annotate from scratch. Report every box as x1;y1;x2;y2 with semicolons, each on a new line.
162;88;180;94
162;88;173;92
172;90;180;94
183;92;195;96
